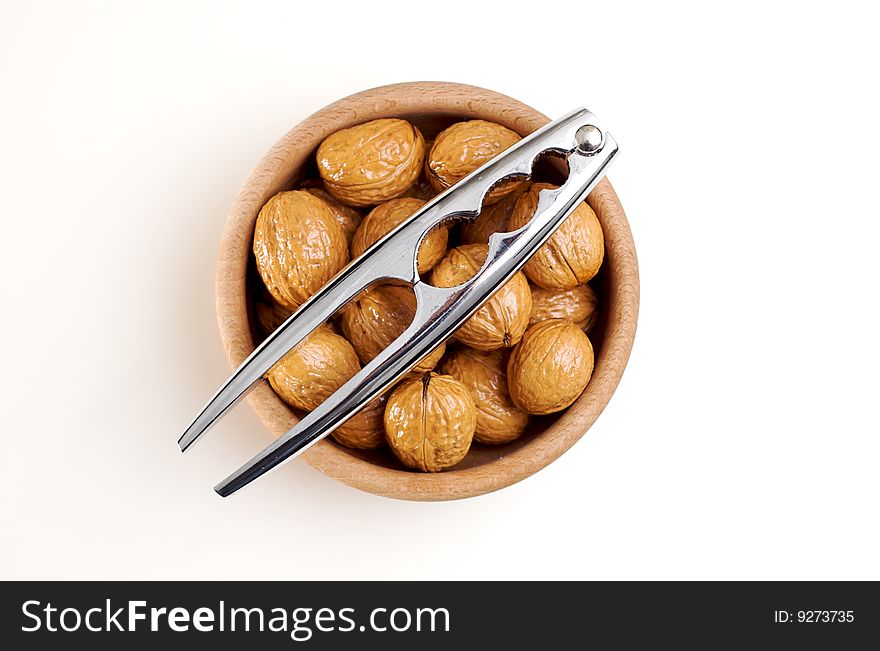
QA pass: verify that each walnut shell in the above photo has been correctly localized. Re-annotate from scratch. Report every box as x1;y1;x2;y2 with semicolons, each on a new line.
441;347;528;445
507;319;594;415
508;183;605;289
340;284;445;372
333;393;387;450
253;190;350;310
255;299;292;337
267;327;360;412
351;198;448;274
317;118;426;207
429;244;532;350
299;179;363;241
384;373;476;471
529;284;599;333
426;120;527;204
459;188;523;244
400;173;436;201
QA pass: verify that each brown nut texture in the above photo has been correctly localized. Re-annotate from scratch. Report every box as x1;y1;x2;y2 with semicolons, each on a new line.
429;244;532;350
426;120;527;204
317;118;426;207
332;393;388;450
253;190;350;310
441;347;528;445
267;326;361;412
507;319;595;415
400;173;436;201
351;198;448;274
529;284;599;333
459;189;523;244
508;183;605;289
255;299;292;337
384;373;476;472
340;284;445;372
299;179;363;241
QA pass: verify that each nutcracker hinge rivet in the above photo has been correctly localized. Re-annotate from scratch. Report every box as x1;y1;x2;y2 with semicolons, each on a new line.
575;124;604;155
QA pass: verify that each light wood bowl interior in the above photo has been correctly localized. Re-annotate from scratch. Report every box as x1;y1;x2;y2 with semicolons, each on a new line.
216;81;639;500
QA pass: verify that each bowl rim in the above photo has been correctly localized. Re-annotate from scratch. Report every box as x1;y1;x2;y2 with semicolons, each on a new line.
215;81;640;501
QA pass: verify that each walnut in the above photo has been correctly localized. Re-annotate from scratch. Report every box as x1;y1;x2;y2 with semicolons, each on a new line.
507;319;594;415
351;198;447;274
333;394;388;450
529;284;599;333
339;284;445;372
255;299;292;337
299;179;363;241
429;244;532;350
426;120;526;204
508;183;604;289
442;347;528;444
459;188;523;244
384;373;476;471
267;327;360;412
253;190;349;310
317;118;425;207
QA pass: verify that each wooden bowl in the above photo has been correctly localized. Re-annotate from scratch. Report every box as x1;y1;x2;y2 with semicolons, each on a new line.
216;81;639;501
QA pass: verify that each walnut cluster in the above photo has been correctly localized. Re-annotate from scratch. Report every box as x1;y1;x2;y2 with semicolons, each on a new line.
251;116;604;473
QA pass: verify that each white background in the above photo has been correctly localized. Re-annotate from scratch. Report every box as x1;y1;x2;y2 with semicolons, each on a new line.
2;1;878;580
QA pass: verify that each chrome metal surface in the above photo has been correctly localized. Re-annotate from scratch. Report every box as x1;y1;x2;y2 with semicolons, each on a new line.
575;124;604;154
179;108;619;496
